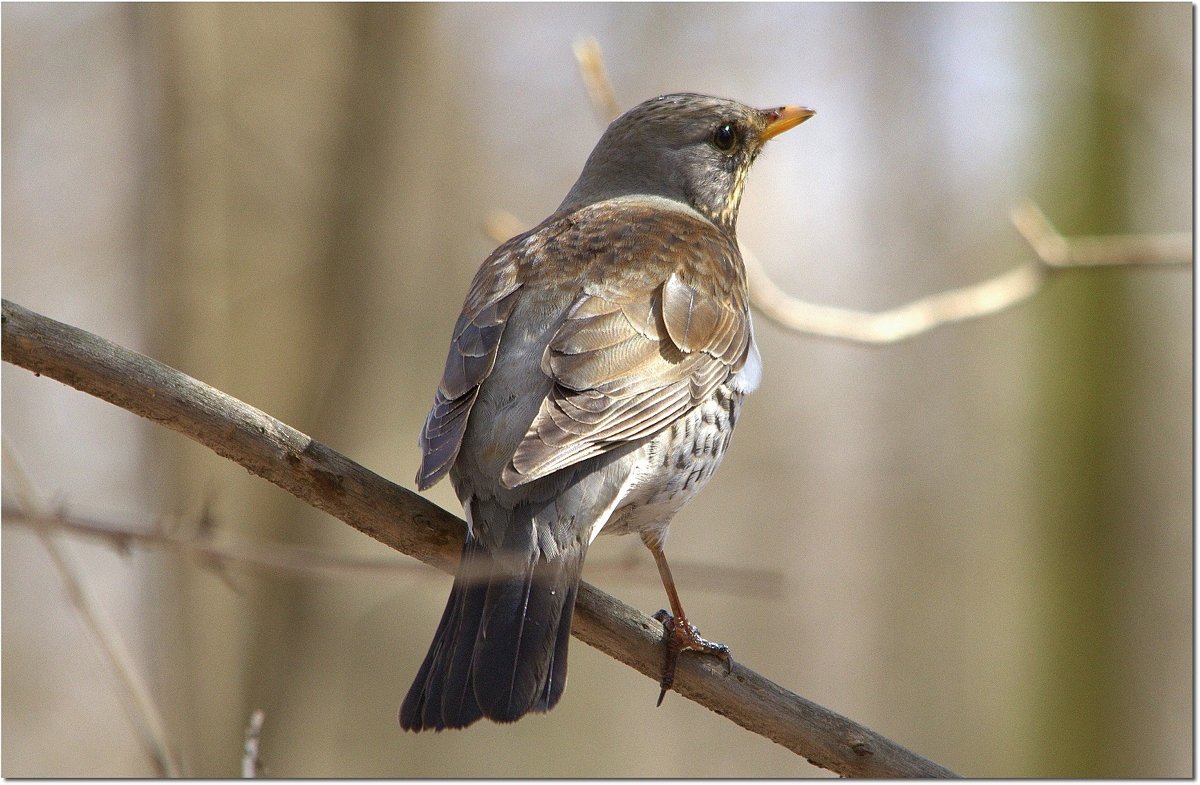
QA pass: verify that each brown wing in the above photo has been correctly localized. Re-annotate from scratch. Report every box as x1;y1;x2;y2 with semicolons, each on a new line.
415;249;523;490
502;270;749;487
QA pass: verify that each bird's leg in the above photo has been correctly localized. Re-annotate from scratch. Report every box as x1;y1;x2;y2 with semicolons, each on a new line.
641;532;733;706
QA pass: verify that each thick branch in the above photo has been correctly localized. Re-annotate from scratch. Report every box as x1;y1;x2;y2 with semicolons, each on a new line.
2;298;957;778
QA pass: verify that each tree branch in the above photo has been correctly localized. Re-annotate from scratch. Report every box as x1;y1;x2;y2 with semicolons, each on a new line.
3;504;430;582
489;195;1191;345
741;201;1191;344
2;297;957;778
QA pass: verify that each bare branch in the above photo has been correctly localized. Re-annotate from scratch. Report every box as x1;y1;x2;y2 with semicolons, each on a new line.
2;298;957;778
490;198;1188;346
747;203;1190;344
3;504;427;580
1009;199;1193;268
743;245;1047;344
484;209;527;246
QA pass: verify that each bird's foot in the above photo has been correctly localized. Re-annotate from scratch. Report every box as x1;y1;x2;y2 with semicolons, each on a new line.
651;609;733;706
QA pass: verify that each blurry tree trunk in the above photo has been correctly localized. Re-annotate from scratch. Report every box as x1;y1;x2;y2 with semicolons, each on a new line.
1027;4;1182;776
143;5;435;773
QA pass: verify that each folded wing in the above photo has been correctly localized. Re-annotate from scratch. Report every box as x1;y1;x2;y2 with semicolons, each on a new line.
503;272;748;487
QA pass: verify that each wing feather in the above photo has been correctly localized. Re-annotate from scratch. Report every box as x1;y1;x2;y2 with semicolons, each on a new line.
503;273;749;487
416;281;522;490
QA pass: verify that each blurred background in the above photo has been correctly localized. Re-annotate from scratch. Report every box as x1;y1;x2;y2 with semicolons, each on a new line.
2;3;1191;777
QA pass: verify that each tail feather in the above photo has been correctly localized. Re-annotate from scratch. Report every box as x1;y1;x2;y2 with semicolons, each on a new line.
473;545;574;722
400;539;486;731
537;576;578;711
431;540;487;728
399;531;584;731
437;552;486;724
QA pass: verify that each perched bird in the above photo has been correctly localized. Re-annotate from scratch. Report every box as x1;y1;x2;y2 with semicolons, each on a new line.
401;93;813;731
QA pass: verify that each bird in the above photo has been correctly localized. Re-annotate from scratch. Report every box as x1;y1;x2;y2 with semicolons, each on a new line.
400;92;813;731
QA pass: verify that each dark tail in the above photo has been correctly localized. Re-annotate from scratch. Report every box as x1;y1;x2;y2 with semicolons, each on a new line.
399;530;584;731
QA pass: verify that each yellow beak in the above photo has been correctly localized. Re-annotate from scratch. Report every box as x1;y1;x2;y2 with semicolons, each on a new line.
760;105;816;141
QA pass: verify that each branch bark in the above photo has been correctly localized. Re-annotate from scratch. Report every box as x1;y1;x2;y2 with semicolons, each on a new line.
2;298;958;778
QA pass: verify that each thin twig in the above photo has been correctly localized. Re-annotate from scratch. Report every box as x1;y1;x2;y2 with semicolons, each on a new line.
4;504;429;580
743;245;1046;344
745;203;1190;344
1;440;185;777
1009;199;1192;268
484;209;527;245
2;505;783;597
2;298;957;777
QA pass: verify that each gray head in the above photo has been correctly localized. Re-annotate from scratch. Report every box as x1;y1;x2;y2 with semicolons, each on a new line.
559;93;814;232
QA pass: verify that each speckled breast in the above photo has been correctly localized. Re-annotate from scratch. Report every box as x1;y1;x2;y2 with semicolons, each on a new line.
600;381;744;542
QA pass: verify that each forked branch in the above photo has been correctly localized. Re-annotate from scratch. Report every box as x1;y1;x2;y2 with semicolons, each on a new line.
741;201;1191;344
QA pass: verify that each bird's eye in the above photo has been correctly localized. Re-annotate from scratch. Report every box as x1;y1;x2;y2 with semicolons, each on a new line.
712;122;737;152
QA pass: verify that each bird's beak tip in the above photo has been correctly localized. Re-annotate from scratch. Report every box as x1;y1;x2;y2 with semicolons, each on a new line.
760;105;816;141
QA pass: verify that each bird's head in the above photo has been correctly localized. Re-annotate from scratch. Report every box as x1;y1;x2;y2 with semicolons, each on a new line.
560;93;814;232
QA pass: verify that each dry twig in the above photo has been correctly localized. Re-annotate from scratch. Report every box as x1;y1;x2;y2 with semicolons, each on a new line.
743;201;1191;344
487;197;1190;345
2;298;957;778
4;504;424;581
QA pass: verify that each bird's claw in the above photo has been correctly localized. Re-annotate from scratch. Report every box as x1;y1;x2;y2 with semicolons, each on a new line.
652;609;733;706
